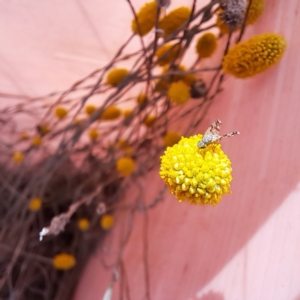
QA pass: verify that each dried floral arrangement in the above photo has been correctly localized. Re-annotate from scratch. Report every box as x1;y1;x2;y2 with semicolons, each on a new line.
0;0;286;299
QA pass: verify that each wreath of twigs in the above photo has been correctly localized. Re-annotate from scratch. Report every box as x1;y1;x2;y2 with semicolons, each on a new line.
0;0;249;299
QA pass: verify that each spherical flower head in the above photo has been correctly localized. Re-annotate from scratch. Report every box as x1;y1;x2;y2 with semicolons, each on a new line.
12;151;24;164
100;214;114;230
54;106;68;119
131;1;158;36
159;6;191;38
137;93;148;106
160;134;233;205
163;131;181;147
85;104;97;116
20;132;29;140
168;81;190;105
222;33;287;78
77;218;90;231
28;197;42;211
143;115;156;127
196;32;218;58
106;68;129;87
156;43;181;66
32;136;42;147
100;106;121;120
123;109;133;118
116;157;135;176
38;124;50;136
53;253;76;270
89;129;99;141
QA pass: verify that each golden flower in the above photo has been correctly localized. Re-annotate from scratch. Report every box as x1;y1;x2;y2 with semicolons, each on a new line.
28;197;42;211
163;131;181;147
89;129;99;141
38;124;50;136
222;33;287;78
160;134;233;205
137;93;148;106
156;43;181;66
167;81;190;104
32;136;42;147
100;106;121;120
53;253;76;270
77;218;90;231
12;151;24;164
131;1;158;36
20;132;29;140
54;106;68;119
116;157;135;176
123;109;133;118
85;104;97;116
106;68;129;87
159;6;191;38
196;32;218;58
143;114;156;127
100;214;114;230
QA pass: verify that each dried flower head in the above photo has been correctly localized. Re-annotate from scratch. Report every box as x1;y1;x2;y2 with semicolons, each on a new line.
168;81;190;105
223;33;287;78
159;6;191;38
85;104;97;116
143;114;156;127
12;151;24;164
37;124;50;136
28;197;42;211
106;68;129;87
100;106;121;120
32;136;42;147
54;106;68;119
163;131;181;147
246;0;265;24
100;214;114;230
196;32;218;58
123;109;133;118
53;253;76;270
156;43;181;66
77;218;90;231
137;93;148;106
89;128;99;141
20;132;29;140
131;1;158;36
116;157;135;176
160;134;233;205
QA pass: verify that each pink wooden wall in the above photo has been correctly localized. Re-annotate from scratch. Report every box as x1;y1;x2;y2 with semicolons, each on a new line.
1;1;300;299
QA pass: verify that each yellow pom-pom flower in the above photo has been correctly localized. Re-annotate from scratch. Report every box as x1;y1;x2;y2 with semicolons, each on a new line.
123;109;133;118
159;6;191;38
163;132;181;147
12;151;24;164
28;197;42;211
53;253;76;270
137;93;148;106
54;106;68;119
106;68;129;87
196;32;218;58
160;134;233;206
77;218;90;231
223;33;287;78
168;81;190;104
89;129;99;141
20;132;29;140
100;214;114;230
131;1;158;36
100;106;121;120
85;105;97;116
143;115;156;127
156;43;181;66
116;157;135;176
32;136;42;147
38;124;50;136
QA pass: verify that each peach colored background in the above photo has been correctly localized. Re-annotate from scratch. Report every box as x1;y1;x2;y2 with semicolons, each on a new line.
1;1;300;300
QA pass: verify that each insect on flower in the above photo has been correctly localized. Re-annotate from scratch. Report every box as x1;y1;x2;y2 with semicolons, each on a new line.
197;119;240;148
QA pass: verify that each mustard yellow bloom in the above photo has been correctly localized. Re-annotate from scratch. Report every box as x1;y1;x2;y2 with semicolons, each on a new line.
28;197;42;211
54;106;68;119
163;132;181;147
156;43;181;66
12;151;24;164
168;81;190;104
32;136;42;147
100;106;121;120
131;1;158;36
85;105;97;116
137;93;148;106
53;253;76;270
159;6;191;38
20;132;29;140
38;124;50;136
123;109;133;118
143;115;156;127
160;134;233;205
77;218;90;231
223;33;287;78
106;68;129;87
116;157;135;176
89;129;99;141
196;32;218;58
100;214;114;230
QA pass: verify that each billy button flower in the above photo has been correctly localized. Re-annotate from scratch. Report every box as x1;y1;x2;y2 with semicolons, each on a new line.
85;104;97;116
32;136;42;147
37;124;50;136
163;131;181;147
89;129;99;141
106;68;129;87
100;214;114;230
196;32;218;58
167;81;190;105
100;106;121;120
131;1;158;36
143;114;156;127
159;6;191;38
123;109;133;118
77;218;90;231
155;43;181;66
223;33;287;78
53;253;76;270
116;157;135;176
54;106;68;120
28;197;42;211
12;151;24;164
137;93;148;106
160;134;233;206
20;132;29;140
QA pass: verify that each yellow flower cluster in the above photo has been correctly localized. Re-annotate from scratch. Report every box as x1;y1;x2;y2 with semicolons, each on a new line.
159;6;191;38
131;1;158;36
32;136;42;147
116;157;135;176
53;253;76;270
196;32;218;58
77;218;90;231
85;104;97;116
100;106;121;120
54;106;68;119
163;132;181;147
160;134;233;205
106;68;129;87
167;81;190;105
156;43;181;66
123;109;133;118
223;33;287;78
12;151;24;164
89;129;99;141
28;197;42;211
137;93;147;106
100;214;114;230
